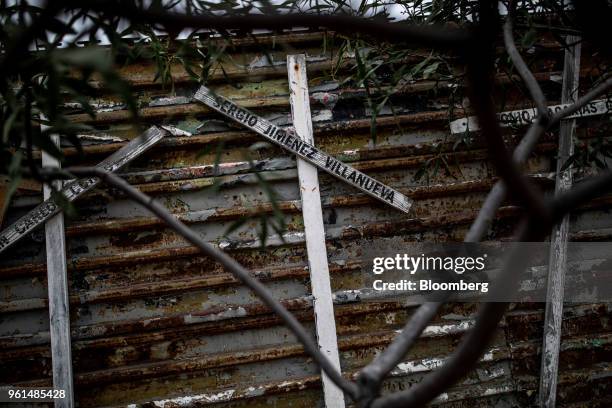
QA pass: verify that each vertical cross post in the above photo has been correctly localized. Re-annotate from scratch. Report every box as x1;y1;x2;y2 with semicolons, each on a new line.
287;54;346;408
539;35;581;408
41;130;75;408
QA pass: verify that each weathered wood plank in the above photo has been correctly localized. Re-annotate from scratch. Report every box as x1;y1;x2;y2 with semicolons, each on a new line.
0;126;167;255
539;34;582;408
449;97;610;134
288;54;346;408
42;131;75;408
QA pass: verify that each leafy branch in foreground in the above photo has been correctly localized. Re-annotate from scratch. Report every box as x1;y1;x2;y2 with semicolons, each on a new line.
3;1;612;407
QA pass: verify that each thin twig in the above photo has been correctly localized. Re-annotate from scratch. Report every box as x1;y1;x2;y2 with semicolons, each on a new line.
466;119;548;239
467;75;612;239
60;166;361;400
550;169;612;218
67;0;470;48
370;219;537;408
7;2;612;407
466;3;552;227
368;169;612;408
358;97;549;392
357;301;441;399
550;76;612;127
504;0;549;116
362;85;551;391
363;4;553;404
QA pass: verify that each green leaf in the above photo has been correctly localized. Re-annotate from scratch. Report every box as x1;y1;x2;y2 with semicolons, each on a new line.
369;106;378;145
258;216;268;248
51;189;78;218
32;131;64;160
409;56;432;78
46;18;76;35
561;154;578;172
521;28;537;48
2;107;20;144
414;164;427;182
423;61;440;79
224;216;248;238
56;48;112;72
1;152;23;218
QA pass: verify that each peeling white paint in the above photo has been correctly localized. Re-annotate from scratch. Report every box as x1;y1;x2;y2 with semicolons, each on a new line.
184;307;247;324
64;100;126;112
312;92;339;109
248;54;284;69
180;209;216;223
244;386;265;397
341;149;359;158
150;96;191;107
160;125;192;137
77;133;125;143
420;320;474;336
311;81;340;92
311;109;333;122
392;356;444;374
151;388;236;406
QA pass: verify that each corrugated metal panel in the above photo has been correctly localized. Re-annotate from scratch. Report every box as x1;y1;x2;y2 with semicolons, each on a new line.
1;30;611;407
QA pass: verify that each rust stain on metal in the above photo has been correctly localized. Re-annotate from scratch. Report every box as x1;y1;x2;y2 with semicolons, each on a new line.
1;29;611;408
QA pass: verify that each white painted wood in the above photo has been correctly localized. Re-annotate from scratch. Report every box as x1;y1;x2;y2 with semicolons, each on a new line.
34;125;167;406
539;35;581;408
0;126;167;254
193;86;412;214
288;54;346;408
41;131;74;408
449;97;610;134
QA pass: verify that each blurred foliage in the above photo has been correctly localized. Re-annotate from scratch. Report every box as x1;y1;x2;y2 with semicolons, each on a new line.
0;0;608;233
563;138;612;172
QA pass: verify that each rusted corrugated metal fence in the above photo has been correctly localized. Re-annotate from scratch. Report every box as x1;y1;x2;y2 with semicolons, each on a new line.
1;30;611;407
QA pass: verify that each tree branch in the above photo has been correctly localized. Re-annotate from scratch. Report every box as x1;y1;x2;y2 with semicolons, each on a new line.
467;74;612;241
466;118;548;239
8;3;612;406
369;164;612;407
348;3;612;398
361;4;612;404
357;301;441;400
504;0;549;117
57;166;361;400
550;75;612;127
67;0;470;48
370;219;537;408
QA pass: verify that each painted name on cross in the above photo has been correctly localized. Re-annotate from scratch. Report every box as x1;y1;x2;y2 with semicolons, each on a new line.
450;98;612;134
193;86;412;213
0;126;167;255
